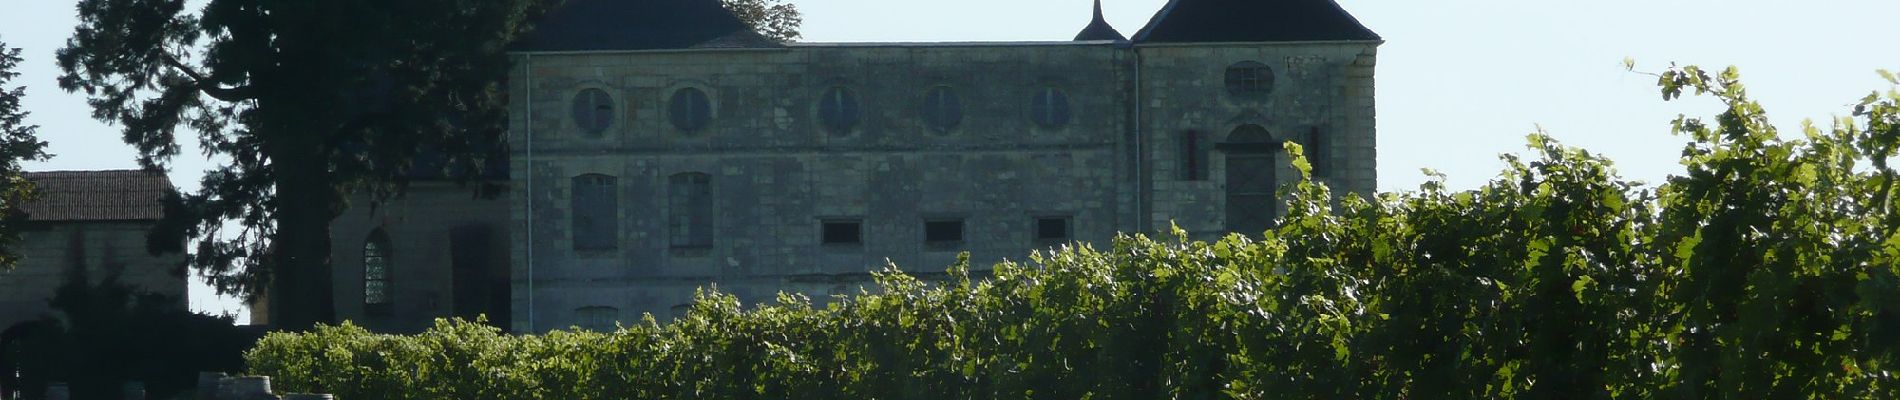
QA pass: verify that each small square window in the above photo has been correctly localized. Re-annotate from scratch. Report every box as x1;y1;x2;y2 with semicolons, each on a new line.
924;219;965;244
1036;217;1071;241
822;220;863;245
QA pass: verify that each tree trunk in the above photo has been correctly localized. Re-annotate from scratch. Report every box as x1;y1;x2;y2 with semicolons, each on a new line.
267;160;341;331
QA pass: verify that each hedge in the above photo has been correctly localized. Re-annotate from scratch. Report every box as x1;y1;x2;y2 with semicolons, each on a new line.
248;67;1900;399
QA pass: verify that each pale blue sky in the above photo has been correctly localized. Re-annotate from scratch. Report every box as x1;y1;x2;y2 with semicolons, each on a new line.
3;0;1897;321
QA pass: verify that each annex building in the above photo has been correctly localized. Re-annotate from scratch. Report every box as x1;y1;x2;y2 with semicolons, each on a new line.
326;0;1381;333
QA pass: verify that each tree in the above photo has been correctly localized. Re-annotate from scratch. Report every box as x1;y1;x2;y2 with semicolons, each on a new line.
57;1;553;330
0;37;53;271
723;0;803;42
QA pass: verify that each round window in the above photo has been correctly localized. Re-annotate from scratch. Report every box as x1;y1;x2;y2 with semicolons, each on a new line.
669;87;712;132
572;88;615;136
817;86;861;135
921;86;962;134
1224;61;1276;97
1029;87;1071;128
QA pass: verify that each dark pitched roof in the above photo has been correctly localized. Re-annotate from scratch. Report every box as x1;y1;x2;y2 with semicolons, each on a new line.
512;0;782;52
22;170;172;222
1132;0;1380;43
1073;0;1128;42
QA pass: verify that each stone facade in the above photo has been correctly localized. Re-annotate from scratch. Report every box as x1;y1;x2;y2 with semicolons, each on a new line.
310;0;1383;333
326;183;512;333
504;42;1378;331
0;171;186;332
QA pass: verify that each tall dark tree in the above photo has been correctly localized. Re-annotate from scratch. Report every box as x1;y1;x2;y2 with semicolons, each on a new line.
57;1;553;330
723;0;803;42
0;37;53;271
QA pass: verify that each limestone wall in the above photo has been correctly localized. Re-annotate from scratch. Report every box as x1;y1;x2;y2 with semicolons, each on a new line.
504;40;1379;332
0;221;186;330
1138;42;1379;239
327;183;512;333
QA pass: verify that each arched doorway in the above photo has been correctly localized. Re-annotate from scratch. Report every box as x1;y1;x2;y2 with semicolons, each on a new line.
1220;125;1278;236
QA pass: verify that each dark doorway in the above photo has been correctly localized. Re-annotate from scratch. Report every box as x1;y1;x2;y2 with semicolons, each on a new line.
1;321;53;400
1222;125;1278;236
450;225;509;330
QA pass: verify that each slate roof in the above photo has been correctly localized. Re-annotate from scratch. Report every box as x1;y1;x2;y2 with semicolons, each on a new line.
1132;0;1380;43
22;170;172;222
1073;0;1128;42
512;0;782;52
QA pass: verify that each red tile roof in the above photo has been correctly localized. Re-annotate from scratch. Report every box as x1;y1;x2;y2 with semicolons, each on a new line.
22;170;172;222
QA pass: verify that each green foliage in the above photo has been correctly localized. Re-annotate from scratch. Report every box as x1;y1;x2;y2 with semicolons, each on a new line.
56;0;555;329
0;37;53;271
722;0;803;42
250;67;1900;398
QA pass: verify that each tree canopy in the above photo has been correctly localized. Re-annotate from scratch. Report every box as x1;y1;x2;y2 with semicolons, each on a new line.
0;37;53;271
723;0;803;42
57;1;553;330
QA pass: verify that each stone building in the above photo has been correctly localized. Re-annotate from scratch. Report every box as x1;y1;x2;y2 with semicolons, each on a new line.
490;0;1381;332
322;159;513;333
0;170;186;333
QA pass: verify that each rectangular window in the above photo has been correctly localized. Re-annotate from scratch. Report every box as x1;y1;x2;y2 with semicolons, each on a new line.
924;219;965;244
574;306;619;332
1182;131;1208;181
669;173;714;248
1035;217;1071;242
822;219;863;245
572;174;618;251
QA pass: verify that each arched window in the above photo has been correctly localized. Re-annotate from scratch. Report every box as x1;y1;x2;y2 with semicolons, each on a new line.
572;88;615;136
363;229;393;316
574;306;619;332
921;86;962;134
572;174;619;251
669;87;713;132
1223;125;1277;235
817;86;861;135
669;172;714;248
1029;87;1071;128
1225;61;1275;98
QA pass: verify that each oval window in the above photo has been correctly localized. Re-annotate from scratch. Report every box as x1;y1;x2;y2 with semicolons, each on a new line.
921;86;962;134
1029;87;1071;128
1224;61;1275;98
669;87;713;132
572;88;614;136
817;86;861;135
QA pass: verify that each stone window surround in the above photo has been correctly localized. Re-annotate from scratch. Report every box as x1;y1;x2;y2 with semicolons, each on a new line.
922;216;967;251
1224;60;1277;99
666;84;716;134
1027;86;1072;129
816;85;862;136
570;173;620;253
570;86;617;137
668;171;715;252
919;85;964;135
363;228;393;317
818;217;864;247
1033;214;1073;244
